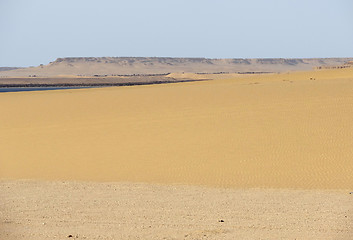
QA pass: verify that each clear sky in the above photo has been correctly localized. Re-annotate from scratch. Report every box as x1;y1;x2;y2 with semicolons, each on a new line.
1;0;353;67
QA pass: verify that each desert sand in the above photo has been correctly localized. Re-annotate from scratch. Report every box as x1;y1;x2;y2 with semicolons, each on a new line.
1;67;353;239
1;181;352;240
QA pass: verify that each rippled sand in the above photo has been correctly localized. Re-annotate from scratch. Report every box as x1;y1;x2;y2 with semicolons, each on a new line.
1;68;353;189
1;68;353;239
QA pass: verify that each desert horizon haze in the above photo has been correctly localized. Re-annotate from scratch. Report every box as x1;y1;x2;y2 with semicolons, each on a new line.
1;56;352;77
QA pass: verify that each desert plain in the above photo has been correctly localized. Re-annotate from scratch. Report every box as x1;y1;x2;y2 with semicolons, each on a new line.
1;63;353;239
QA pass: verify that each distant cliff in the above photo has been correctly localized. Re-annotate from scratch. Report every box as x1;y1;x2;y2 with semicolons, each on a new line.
1;57;352;77
316;60;353;70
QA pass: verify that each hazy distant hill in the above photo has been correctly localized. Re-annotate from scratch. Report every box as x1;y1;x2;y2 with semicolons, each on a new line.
1;57;352;77
0;67;23;72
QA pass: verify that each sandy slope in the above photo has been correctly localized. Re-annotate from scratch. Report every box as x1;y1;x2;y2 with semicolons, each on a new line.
1;68;353;239
1;68;353;189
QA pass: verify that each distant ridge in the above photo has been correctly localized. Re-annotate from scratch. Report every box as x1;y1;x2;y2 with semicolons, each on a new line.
0;67;23;72
1;57;352;77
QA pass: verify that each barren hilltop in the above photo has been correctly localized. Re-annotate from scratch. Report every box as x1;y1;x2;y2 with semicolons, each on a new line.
1;57;352;77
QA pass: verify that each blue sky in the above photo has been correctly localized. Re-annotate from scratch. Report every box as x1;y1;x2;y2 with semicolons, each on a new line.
1;0;352;66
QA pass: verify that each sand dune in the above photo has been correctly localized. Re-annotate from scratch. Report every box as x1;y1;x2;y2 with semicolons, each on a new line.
2;67;353;240
1;67;353;189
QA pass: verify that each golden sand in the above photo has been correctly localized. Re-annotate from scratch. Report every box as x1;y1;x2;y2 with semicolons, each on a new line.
1;68;353;189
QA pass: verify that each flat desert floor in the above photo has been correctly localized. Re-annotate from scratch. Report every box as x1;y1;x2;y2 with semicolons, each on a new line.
1;68;353;239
